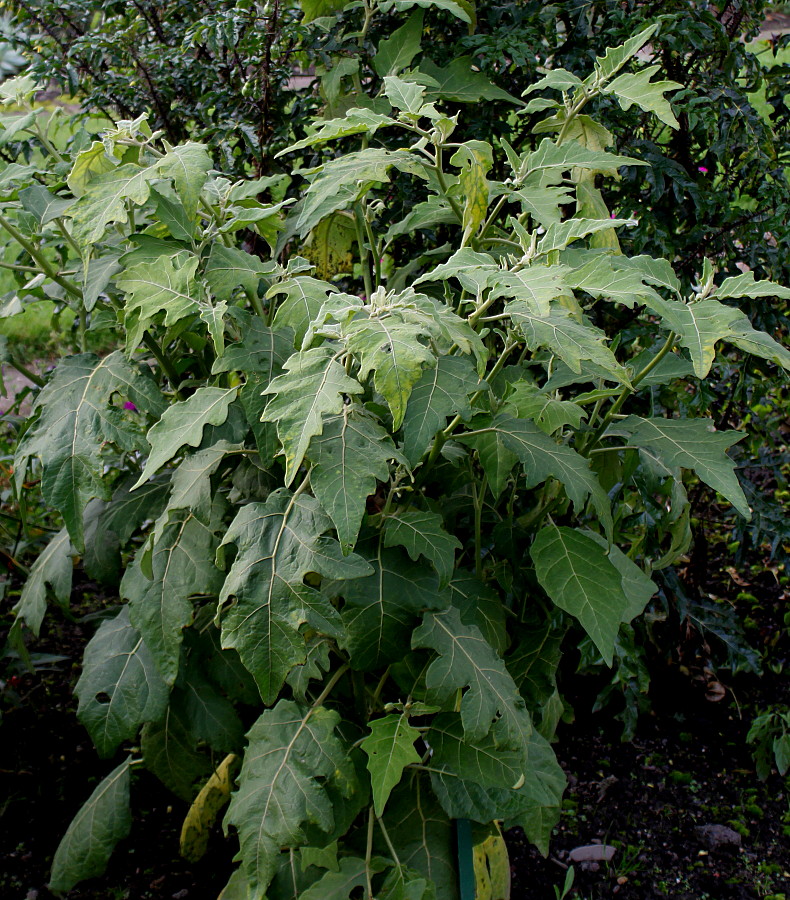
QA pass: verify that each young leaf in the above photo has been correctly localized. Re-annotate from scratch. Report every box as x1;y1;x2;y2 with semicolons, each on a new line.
401;356;482;466
124;509;222;684
133;387;238;489
383;510;462;587
156;141;213;219
412;607;531;748
217;490;371;703
384;75;426;114
15;352;165;551
75;606;169;757
261;347;363;486
531;524;629;664
224;700;357;895
49;758;132;892
361;713;422;815
308;405;404;554
620;416;749;517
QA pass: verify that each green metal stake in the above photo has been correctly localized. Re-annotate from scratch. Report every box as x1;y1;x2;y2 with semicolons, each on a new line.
456;817;476;900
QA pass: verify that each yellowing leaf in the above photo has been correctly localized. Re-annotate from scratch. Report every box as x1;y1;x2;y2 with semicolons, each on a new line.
180;754;238;863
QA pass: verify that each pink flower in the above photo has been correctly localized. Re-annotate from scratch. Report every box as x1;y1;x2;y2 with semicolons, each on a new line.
610;212;616;219
123;401;137;412
698;166;709;174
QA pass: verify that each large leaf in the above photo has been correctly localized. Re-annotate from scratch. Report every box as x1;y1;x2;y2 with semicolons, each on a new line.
75;607;169;757
374;10;424;77
417;57;520;104
132;387;237;488
361;713;422;815
261;347;363;486
506;303;628;383
401;356;482;466
461;414;611;533
715;270;790;300
124;509;222;684
620;416;749;517
156;141;213;220
141;699;212;801
487;265;572;316
383;510;461;587
530;524;629;664
382;778;458;900
117;253;201;352
308;405;403;553
204;243;276;301
413;607;531;750
217;489;371;703
270;276;336;345
523;139;645;179
330;544;445;671
224;700;357;896
15;352;165;550
49;759;132;892
426;714;564;853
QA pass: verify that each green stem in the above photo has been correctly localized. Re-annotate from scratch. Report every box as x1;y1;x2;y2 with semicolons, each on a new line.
53;218;82;258
78;308;88;353
6;357;45;387
34;115;66;164
376;814;402;869
583;332;677;454
364;213;381;289
433;146;465;227
0;211;82;301
365;807;375;900
371;666;390;709
355;205;374;301
0;260;39;273
588;445;633;455
142;332;182;394
472;472;488;577
312;662;350;709
477;194;509;244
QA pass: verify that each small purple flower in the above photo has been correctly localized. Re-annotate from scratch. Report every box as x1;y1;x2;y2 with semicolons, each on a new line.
123;401;137;412
698;165;709;174
610;212;616;219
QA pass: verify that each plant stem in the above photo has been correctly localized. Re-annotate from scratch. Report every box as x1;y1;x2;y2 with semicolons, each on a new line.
472;472;488;576
7;357;45;388
312;663;350;709
355;205;374;301
0;211;82;301
142;332;182;395
376;814;402;868
583;332;677;454
365;807;375;900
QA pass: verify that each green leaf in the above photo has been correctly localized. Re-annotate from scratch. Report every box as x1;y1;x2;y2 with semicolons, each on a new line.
523;139;645;179
530;524;629;664
15;352;165;550
76;607;169;757
384;76;426;114
299;0;346;22
156;141;213;220
715;270;790;300
330;544;444;671
160;440;237;524
308;405;404;553
361;713;422;815
584;531;656;622
270;276;336;345
346;318;435;430
451;141;493;245
488;264;573;315
124;509;222;684
132;387;237;490
299;857;388;900
67;162;158;248
225;700;357;894
117;253;202;353
448;573;508;657
589;24;658;83
658;298;790;376
18;183;74;224
141;699;212;801
401;356;482;466
204;243;275;302
212;310;292;378
382;778;458;900
83;251;123;312
218;490;371;703
502;382;586;435
537;217;635;255
416;57;520;104
505;614;565;709
603;66;681;129
425;713;564;853
383;510;461;587
565;255;665;309
412;607;531;747
288;149;422;240
620;416;749;517
49;758;132;892
459;428;518;500
511;183;573;227
523;69;583;95
261;347;363;486
506;303;628;384
374;10;424;77
281;109;398;154
464;414;612;534
13;527;73;636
